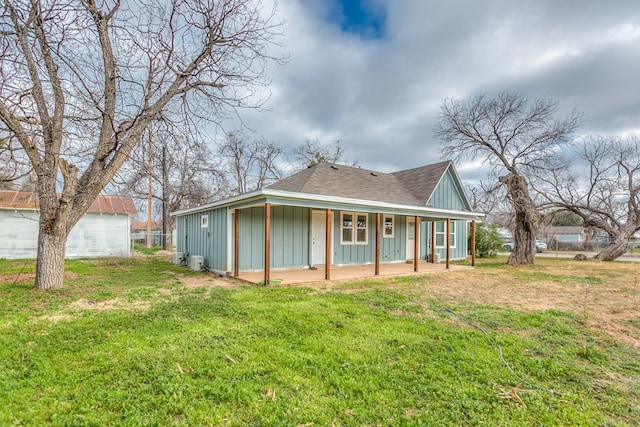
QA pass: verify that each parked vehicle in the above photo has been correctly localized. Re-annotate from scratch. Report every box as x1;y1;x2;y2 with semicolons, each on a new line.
502;240;547;253
535;240;547;252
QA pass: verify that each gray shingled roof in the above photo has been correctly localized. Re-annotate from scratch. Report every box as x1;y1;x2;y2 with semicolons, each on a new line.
268;161;453;207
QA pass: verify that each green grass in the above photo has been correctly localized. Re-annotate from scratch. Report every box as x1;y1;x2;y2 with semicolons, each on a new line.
1;257;639;426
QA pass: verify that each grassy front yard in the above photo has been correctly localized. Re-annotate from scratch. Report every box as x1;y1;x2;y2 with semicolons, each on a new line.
1;256;639;425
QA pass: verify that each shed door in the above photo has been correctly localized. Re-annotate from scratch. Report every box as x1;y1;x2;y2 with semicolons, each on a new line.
311;210;326;265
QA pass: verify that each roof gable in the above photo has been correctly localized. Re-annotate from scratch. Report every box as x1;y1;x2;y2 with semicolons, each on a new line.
0;190;137;215
425;166;472;211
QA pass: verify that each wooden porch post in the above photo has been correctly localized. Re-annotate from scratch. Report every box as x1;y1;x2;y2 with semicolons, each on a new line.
430;221;436;263
414;216;419;272
234;209;239;277
325;208;331;280
471;220;476;267
375;213;380;276
264;203;271;286
445;218;451;270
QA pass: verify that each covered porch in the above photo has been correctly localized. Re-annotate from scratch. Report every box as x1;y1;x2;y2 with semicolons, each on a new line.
237;259;473;285
233;205;478;286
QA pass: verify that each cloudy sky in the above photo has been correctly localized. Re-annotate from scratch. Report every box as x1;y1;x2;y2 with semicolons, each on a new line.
231;0;640;181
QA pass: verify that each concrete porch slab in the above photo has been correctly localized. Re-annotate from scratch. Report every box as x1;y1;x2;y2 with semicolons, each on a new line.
236;260;472;285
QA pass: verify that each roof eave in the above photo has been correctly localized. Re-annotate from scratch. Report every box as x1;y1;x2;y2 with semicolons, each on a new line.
265;189;483;219
170;189;265;216
171;188;483;220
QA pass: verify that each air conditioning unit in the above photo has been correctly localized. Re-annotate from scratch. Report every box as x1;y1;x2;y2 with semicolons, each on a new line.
190;255;203;271
428;253;440;263
173;252;184;265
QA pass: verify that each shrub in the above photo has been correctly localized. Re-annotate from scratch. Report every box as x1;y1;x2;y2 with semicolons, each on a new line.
473;223;503;258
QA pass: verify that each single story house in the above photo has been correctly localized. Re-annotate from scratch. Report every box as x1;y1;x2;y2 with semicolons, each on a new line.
172;161;482;284
0;190;137;259
538;226;587;244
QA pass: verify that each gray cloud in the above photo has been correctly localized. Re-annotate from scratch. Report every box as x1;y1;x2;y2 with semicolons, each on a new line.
228;0;640;180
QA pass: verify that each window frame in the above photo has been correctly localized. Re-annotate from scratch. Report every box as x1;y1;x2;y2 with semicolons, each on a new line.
201;214;209;228
355;213;368;245
341;211;368;245
340;212;354;245
383;214;395;238
435;220;456;248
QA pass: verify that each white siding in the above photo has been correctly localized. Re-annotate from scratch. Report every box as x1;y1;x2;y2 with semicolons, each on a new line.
0;210;40;259
0;210;131;259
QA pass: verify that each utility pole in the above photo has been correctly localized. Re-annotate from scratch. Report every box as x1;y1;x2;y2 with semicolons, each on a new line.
146;130;153;249
162;144;167;250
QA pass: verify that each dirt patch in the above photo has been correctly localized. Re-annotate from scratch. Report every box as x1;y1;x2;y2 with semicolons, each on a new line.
172;272;243;289
39;313;75;323
0;271;79;285
34;298;151;323
131;250;173;261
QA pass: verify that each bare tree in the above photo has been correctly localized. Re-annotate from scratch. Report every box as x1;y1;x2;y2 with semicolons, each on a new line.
435;91;581;265
293;137;356;169
0;0;283;289
218;131;283;195
113;120;225;246
541;135;640;261
0;137;31;188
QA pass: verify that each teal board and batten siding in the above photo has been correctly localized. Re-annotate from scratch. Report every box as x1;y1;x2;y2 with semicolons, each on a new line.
427;168;470;211
420;220;468;261
237;207;264;271
176;207;228;271
270;205;309;269
380;215;408;263
332;212;410;265
236;206;310;271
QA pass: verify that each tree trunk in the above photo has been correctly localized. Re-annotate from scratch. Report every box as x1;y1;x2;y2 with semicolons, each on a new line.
500;173;541;266
35;228;69;290
595;232;631;261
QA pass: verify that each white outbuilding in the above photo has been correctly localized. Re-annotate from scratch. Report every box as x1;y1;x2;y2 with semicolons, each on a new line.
0;190;137;259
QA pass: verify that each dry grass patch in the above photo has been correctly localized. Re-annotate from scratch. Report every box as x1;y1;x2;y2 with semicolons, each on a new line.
285;257;640;349
0;271;78;285
69;298;151;312
35;298;152;323
412;259;640;348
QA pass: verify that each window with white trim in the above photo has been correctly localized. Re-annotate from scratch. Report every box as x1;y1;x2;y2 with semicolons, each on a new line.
435;221;456;248
383;214;394;238
201;214;209;228
356;213;368;244
341;212;368;245
341;212;353;244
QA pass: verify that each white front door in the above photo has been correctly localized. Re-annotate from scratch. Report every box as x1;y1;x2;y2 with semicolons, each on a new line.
311;210;326;265
406;217;415;260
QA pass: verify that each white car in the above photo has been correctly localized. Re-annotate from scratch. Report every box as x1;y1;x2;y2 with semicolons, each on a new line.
503;240;547;253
